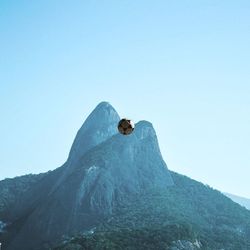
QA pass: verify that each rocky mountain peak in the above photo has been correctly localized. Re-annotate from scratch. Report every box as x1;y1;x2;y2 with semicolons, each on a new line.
134;120;156;139
68;102;120;163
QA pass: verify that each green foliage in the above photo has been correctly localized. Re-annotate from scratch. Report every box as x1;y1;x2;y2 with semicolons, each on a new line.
0;173;45;218
55;171;250;249
56;224;196;250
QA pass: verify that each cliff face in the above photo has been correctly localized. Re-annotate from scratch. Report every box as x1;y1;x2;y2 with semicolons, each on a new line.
73;120;173;216
2;102;173;250
67;101;120;163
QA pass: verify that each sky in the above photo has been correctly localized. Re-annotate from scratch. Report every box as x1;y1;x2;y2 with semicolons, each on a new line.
0;0;249;197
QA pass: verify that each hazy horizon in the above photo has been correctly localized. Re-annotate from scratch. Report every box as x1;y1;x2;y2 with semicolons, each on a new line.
0;1;249;198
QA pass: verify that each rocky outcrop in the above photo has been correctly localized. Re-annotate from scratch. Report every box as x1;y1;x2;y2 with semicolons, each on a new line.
68;101;120;163
169;239;202;250
0;221;7;233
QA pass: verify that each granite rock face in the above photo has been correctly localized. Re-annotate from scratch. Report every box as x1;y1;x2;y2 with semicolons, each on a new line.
0;221;7;233
169;240;202;250
74;120;174;215
2;102;173;250
49;101;121;194
68;102;120;163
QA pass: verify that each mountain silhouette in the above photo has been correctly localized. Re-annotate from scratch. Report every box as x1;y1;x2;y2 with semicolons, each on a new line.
1;102;250;250
0;102;173;250
224;192;250;210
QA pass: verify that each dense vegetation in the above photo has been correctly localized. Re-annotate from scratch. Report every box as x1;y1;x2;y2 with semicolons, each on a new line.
0;173;45;218
55;224;197;250
55;171;250;250
2;170;250;249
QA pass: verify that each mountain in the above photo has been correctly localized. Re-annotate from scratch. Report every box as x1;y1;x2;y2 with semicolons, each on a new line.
0;102;250;250
50;101;121;194
68;101;120;162
224;192;250;210
0;102;173;250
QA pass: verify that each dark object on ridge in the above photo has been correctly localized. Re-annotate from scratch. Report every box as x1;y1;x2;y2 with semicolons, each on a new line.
118;118;134;135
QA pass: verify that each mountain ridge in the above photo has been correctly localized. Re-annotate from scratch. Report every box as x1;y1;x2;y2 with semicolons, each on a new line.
1;102;174;250
1;102;250;250
224;192;250;210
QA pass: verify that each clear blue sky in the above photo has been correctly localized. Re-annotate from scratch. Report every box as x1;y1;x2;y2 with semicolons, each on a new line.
0;1;249;197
